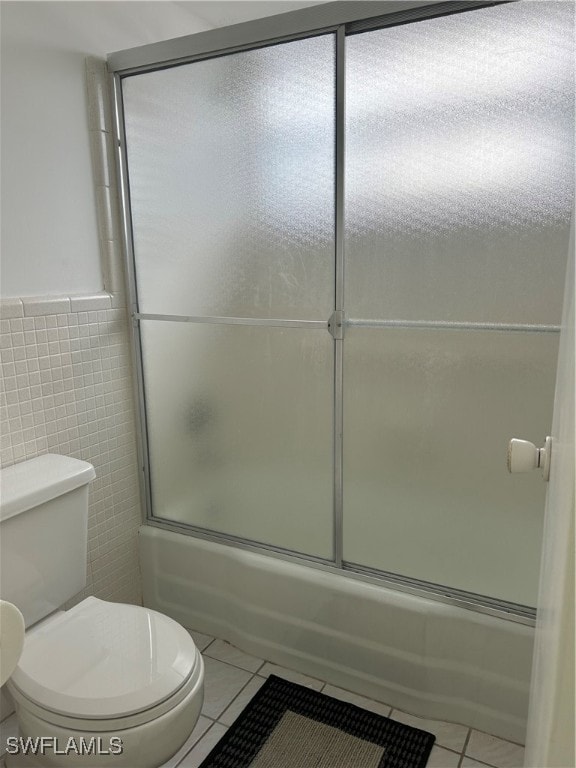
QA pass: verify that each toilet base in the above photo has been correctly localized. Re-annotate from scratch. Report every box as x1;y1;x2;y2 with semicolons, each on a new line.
6;662;204;768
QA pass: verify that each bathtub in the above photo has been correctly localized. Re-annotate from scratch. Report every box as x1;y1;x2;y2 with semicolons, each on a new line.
139;525;533;744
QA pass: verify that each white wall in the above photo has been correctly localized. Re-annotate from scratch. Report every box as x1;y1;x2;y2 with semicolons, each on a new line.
0;1;213;298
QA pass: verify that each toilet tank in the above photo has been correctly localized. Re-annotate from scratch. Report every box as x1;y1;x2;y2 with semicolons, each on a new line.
0;454;96;628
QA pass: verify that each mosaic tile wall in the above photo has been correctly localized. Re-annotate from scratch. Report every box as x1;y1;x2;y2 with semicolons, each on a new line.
0;293;143;608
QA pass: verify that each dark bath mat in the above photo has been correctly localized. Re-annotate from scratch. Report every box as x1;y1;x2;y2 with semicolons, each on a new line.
199;675;436;768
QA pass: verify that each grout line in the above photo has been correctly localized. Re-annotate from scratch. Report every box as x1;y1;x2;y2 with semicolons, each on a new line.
213;671;258;724
202;647;266;676
458;729;472;767
465;724;525;748
438;746;463;755
174;720;219;768
254;664;325;688
460;758;499;768
200;637;216;653
203;650;263;677
477;732;525;749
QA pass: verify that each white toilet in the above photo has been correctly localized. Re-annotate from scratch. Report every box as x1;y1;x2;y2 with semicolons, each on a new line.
0;454;204;768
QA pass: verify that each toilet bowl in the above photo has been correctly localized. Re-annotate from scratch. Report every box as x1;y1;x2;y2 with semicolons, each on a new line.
0;455;205;768
6;598;204;768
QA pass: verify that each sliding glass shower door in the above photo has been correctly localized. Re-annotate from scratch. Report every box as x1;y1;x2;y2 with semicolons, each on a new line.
116;0;573;615
343;2;573;606
122;34;336;558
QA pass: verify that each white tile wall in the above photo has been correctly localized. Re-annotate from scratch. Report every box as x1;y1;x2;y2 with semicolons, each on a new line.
0;294;143;608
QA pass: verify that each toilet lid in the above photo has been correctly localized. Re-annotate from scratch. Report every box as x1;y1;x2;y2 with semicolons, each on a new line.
10;597;199;719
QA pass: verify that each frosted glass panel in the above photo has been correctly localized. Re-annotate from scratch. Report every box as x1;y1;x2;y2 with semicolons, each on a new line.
141;321;333;558
343;328;558;605
123;35;335;320
345;2;574;324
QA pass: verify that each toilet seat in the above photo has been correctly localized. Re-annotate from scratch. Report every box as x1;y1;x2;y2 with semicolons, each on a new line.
8;597;201;728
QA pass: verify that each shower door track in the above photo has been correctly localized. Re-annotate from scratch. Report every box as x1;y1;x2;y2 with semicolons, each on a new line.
145;516;536;626
111;0;537;629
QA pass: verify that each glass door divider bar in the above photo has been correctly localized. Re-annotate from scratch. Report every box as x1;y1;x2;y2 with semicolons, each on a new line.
333;26;346;567
133;313;561;335
347;320;561;333
133;314;327;330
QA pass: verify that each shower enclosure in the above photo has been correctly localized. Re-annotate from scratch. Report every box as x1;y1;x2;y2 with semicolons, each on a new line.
111;1;574;624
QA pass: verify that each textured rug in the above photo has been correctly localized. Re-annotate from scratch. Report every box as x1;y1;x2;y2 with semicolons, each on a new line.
199;675;435;768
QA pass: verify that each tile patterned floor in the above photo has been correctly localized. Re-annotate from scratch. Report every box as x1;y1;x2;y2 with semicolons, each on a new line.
0;628;526;768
